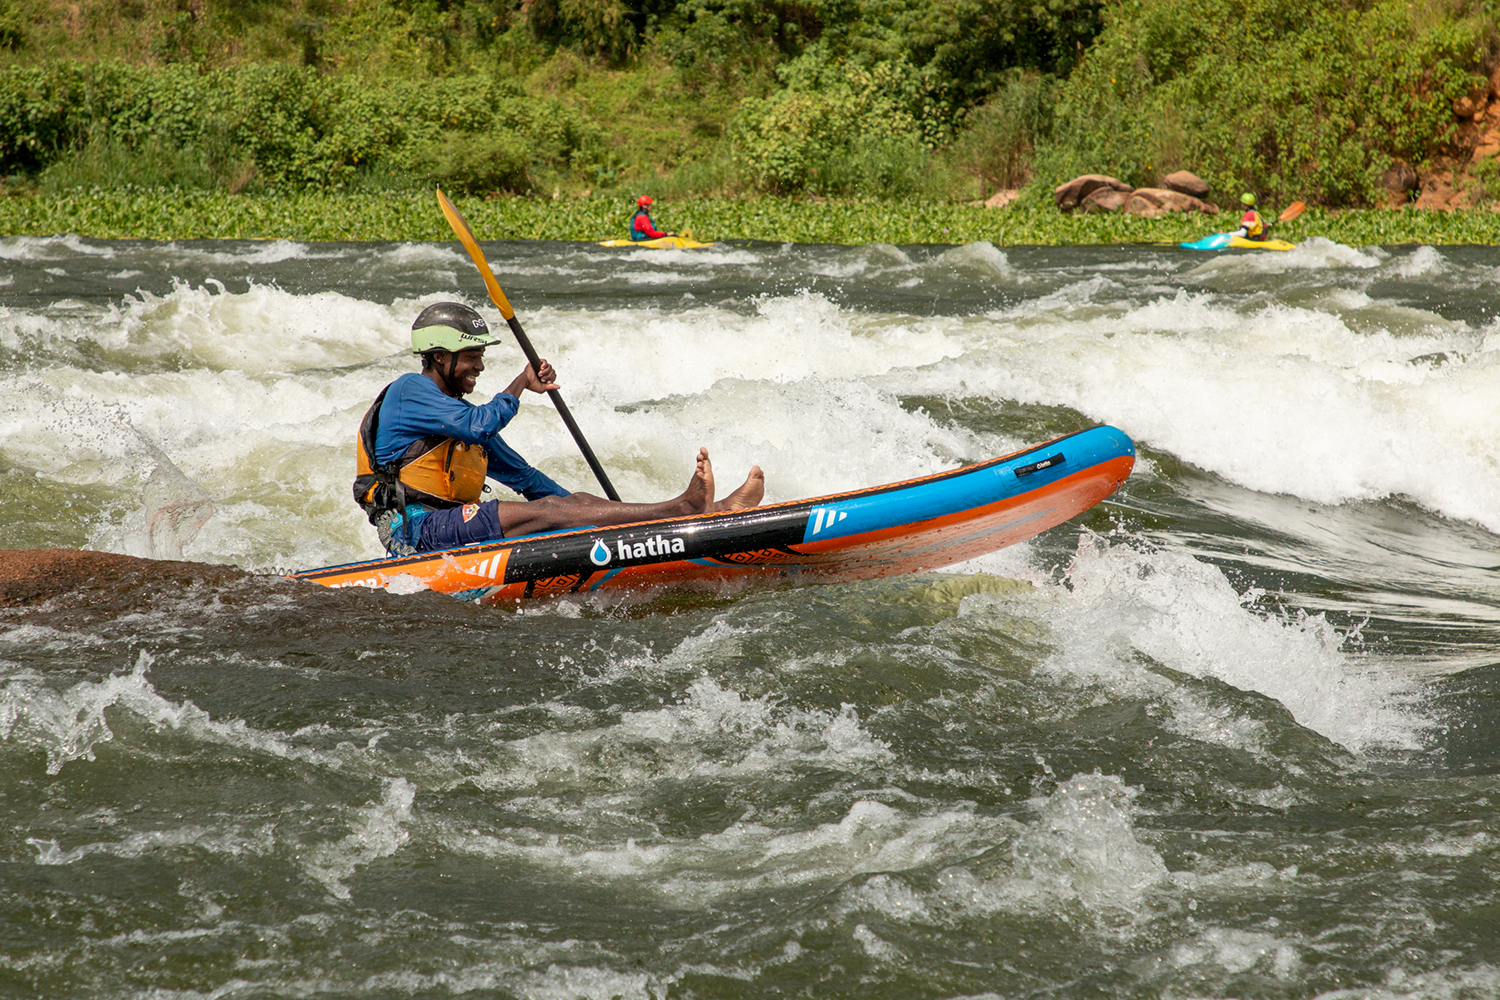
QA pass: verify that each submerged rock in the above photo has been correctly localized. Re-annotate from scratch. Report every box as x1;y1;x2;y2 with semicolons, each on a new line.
0;548;246;607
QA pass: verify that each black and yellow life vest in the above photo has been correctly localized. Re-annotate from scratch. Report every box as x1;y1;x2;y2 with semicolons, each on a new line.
352;382;488;524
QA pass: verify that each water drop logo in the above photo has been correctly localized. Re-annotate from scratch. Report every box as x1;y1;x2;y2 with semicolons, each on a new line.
589;539;611;566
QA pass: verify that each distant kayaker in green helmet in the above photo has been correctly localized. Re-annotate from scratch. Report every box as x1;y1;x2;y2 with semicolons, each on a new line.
1235;193;1269;241
630;195;675;242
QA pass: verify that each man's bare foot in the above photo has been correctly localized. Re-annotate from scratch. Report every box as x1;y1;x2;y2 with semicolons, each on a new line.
714;465;765;511
679;447;714;514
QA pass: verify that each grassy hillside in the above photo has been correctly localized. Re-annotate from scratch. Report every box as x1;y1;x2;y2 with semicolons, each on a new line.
0;0;1496;210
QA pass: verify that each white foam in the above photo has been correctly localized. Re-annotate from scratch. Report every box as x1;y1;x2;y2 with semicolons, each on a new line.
8;246;1499;580
302;778;415;899
0;650;388;777
932;241;1016;281
0;651;192;773
166;238;313;266
1186;237;1385;276
896;279;1500;531
468;674;892;797
1002;772;1170;919
1309;964;1500;1000
837;773;1169;930
1132;926;1303;986
1391;244;1447;278
1039;532;1427;753
0;234;120;261
361;961;659;1000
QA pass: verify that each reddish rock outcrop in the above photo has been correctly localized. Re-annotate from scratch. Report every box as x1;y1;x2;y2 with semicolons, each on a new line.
1381;160;1419;206
1053;174;1132;212
1413;169;1459;211
1454;85;1489;119
1161;170;1210;199
1080;187;1132;213
1124;188;1219;217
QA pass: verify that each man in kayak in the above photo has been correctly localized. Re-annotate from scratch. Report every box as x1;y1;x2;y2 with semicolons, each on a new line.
354;302;764;555
630;195;675;241
1235;193;1269;241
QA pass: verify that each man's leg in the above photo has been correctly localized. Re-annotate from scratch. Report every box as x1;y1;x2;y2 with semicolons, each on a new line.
416;449;765;550
490;447;718;537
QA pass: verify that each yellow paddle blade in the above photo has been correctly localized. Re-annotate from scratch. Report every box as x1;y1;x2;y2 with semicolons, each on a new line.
1277;200;1306;223
681;228;694;241
435;188;515;321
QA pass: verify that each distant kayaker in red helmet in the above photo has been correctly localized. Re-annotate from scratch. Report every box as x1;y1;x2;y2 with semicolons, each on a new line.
630;195;675;242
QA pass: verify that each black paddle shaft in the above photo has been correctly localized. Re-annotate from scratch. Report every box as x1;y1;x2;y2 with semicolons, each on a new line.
504;314;621;502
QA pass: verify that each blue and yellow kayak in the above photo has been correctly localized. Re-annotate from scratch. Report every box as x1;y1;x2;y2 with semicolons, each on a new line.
1181;233;1296;251
294;426;1135;604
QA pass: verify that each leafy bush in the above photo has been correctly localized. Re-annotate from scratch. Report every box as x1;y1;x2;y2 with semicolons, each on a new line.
946;70;1055;190
867;0;1104;108
0;61;606;193
0;0;23;51
0;0;1492;209
38;133;255;194
414;131;533;193
649;0;780;92
729;46;948;194
1037;0;1494;206
526;0;636;62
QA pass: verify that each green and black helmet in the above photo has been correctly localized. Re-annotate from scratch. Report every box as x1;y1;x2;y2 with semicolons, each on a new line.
411;302;502;355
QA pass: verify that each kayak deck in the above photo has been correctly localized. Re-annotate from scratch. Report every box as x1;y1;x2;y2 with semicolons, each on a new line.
294;425;1135;604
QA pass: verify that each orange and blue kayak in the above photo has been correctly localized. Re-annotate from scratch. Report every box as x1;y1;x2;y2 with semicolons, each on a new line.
293;426;1135;605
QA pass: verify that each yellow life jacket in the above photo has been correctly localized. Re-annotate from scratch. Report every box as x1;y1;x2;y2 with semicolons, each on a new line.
352;382;489;523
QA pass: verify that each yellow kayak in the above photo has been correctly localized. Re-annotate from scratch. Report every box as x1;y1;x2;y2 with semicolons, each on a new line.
598;235;715;249
1229;236;1295;251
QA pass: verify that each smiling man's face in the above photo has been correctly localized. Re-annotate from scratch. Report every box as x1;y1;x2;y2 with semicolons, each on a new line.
445;347;486;396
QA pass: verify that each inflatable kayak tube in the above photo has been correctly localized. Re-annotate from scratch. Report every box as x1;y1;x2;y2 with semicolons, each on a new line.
294;425;1135;605
1181;233;1296;251
598;236;715;249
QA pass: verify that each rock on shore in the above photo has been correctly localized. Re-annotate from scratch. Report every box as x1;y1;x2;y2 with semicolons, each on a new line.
1054;171;1218;216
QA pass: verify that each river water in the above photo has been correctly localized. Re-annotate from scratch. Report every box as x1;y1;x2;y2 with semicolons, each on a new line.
2;233;1498;999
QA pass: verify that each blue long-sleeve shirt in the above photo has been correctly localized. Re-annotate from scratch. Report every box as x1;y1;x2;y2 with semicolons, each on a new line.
372;372;569;501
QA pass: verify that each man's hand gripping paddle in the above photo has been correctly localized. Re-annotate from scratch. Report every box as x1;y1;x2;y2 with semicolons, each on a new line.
436;188;621;501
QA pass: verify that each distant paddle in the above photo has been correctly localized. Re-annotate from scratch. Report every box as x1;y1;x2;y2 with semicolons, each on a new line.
1278;201;1306;222
435;188;621;501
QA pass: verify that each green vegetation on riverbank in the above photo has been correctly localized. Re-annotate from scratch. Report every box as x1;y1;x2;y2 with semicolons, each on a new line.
5;188;1499;247
0;0;1496;216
